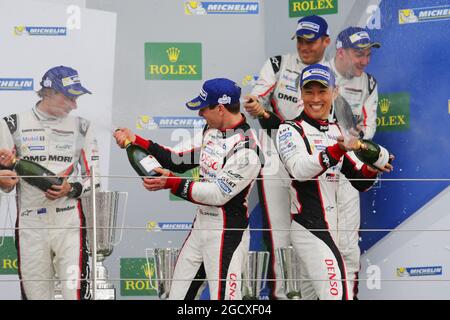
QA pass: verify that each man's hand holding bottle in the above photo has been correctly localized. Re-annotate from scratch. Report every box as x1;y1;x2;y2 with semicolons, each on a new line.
243;95;269;119
0;148;16;168
113;128;136;148
336;136;394;174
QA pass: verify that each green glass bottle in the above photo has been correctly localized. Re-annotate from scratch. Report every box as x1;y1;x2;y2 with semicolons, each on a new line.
354;139;380;164
354;139;390;170
0;158;63;192
124;140;161;177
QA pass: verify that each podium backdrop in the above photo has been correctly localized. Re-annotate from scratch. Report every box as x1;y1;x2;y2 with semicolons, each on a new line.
0;0;449;299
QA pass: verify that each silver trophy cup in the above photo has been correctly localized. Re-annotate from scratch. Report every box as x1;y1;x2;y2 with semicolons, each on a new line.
81;191;128;300
242;251;269;300
146;248;180;300
276;246;302;299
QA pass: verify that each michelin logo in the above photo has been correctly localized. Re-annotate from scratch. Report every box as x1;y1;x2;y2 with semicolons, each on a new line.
147;221;192;231
185;1;259;15
0;78;34;91
399;5;450;24
136;116;206;129
160;222;193;231
14;26;67;36
397;266;443;277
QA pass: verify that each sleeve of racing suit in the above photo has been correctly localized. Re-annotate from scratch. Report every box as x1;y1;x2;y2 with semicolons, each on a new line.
72;120;101;198
340;151;378;191
258;111;282;130
361;74;378;140
134;128;202;173
251;55;282;112
168;146;261;206
276;122;346;181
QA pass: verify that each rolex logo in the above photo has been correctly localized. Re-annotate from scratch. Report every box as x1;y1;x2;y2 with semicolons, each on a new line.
145;42;201;80
143;263;155;279
379;98;390;114
166;47;181;63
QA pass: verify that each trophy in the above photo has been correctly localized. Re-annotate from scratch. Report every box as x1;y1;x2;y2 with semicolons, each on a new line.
146;248;180;300
276;246;302;299
242;251;270;300
81;191;128;300
333;95;390;170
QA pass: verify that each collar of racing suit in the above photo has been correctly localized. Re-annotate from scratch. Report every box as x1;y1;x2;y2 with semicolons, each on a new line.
218;113;248;136
32;102;65;122
296;111;329;132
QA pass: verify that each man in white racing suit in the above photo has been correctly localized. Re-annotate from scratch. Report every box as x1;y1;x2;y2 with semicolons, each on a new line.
114;78;263;300
0;66;100;300
330;26;381;299
243;15;331;299
276;64;393;300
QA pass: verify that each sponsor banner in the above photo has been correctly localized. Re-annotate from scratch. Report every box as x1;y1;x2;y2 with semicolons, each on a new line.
397;266;443;277
0;78;34;91
184;1;259;15
289;0;338;18
170;167;200;201
0;237;18;275
399;5;450;25
376;92;410;131
14;26;67;36
146;221;193;232
136;115;206;130
145;43;202;80
120;258;157;296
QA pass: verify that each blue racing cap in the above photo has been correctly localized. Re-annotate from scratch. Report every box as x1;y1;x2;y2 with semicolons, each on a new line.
292;15;329;41
186;78;241;110
40;66;92;98
300;64;335;88
336;27;381;50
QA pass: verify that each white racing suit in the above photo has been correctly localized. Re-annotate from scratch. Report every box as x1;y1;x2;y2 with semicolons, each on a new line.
0;105;100;300
134;117;262;300
276;112;377;300
251;52;328;299
330;58;379;299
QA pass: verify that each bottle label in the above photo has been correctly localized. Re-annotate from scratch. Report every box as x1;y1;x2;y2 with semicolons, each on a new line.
139;155;161;173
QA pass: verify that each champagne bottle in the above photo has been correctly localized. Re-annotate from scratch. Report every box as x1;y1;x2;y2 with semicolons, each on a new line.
123;139;161;177
354;139;390;170
0;158;63;192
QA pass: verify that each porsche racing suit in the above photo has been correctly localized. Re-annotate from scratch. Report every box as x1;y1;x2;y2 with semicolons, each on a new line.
0;105;100;300
330;58;379;299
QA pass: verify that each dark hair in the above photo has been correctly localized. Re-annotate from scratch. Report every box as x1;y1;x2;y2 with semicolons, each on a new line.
223;102;240;114
302;81;331;89
208;102;240;114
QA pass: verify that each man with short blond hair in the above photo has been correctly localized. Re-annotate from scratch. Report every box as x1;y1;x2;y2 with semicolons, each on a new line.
330;26;381;299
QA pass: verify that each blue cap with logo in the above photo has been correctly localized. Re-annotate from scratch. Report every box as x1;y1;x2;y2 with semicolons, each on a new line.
336;27;381;50
40;65;92;98
300;64;335;88
292;15;329;41
186;78;241;110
